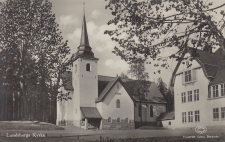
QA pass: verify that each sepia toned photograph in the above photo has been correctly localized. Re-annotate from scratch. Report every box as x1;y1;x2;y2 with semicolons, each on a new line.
0;0;225;141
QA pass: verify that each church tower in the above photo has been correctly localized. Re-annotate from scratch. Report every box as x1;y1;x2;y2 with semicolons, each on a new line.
72;14;99;127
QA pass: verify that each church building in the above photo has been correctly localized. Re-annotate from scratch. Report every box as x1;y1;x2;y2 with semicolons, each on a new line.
56;14;135;130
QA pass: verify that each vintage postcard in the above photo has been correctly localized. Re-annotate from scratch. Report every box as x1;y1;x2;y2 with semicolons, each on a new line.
0;0;225;141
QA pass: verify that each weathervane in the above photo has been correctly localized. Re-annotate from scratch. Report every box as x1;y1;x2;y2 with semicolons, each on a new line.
83;2;85;14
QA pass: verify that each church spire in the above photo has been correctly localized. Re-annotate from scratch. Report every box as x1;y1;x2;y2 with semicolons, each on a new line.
80;14;89;47
75;5;95;59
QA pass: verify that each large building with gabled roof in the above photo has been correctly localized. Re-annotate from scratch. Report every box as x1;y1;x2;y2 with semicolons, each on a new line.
56;14;166;130
162;47;225;129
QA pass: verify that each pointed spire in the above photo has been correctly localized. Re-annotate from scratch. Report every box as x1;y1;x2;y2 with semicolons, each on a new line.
80;14;89;47
75;5;95;59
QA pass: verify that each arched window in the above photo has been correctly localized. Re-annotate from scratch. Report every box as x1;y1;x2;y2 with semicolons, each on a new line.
108;117;111;122
139;104;141;117
86;63;91;71
150;105;153;117
117;117;120;122
116;99;120;108
169;121;171;125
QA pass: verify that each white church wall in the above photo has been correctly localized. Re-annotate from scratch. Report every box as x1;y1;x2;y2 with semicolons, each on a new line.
100;81;134;120
72;59;81;127
79;58;98;107
65;90;74;125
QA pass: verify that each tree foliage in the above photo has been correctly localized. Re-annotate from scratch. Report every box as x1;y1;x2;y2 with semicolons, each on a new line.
105;0;225;67
0;0;70;122
156;77;174;111
127;60;150;101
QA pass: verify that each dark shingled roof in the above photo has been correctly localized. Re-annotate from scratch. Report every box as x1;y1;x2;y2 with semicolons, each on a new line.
96;75;119;102
61;74;166;104
80;107;102;119
189;48;225;85
123;80;167;103
61;71;73;90
157;111;175;121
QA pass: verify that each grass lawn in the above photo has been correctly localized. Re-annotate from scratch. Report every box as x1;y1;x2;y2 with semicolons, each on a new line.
0;121;64;130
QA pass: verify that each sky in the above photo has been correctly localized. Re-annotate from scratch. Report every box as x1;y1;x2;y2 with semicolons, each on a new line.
47;0;225;86
1;0;225;86
48;0;177;85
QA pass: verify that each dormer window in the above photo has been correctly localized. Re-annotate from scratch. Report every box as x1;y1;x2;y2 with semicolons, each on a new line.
185;70;191;82
86;63;91;71
183;69;196;84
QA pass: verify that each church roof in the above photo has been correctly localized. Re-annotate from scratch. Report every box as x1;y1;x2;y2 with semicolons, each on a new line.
96;76;120;103
80;107;102;119
96;75;166;103
61;74;166;104
122;80;167;103
157;111;175;121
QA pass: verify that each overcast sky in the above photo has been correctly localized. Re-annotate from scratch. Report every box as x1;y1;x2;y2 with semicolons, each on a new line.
48;0;225;86
1;0;225;86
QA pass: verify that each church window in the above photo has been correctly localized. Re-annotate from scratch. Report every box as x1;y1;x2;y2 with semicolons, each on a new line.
169;121;171;125
75;64;77;72
150;105;153;117
117;117;120;122
108;117;111;122
86;63;91;71
117;84;119;89
116;99;120;108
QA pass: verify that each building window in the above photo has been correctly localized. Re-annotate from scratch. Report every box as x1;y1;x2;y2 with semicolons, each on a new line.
212;85;218;97
194;89;199;101
86;63;91;71
182;112;186;123
188;111;193;123
169;121;171;125
125;118;129;123
150;105;153;117
188;91;192;102
108;117;111;122
185;70;192;82
195;110;200;122
117;117;120;122
221;107;225;120
213;108;219;121
139;104;141;117
116;99;120;108
181;92;186;103
221;84;225;96
75;64;77;72
183;69;196;84
117;84;119;89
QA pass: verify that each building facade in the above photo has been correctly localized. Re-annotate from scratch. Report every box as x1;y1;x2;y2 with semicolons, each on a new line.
163;48;225;129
